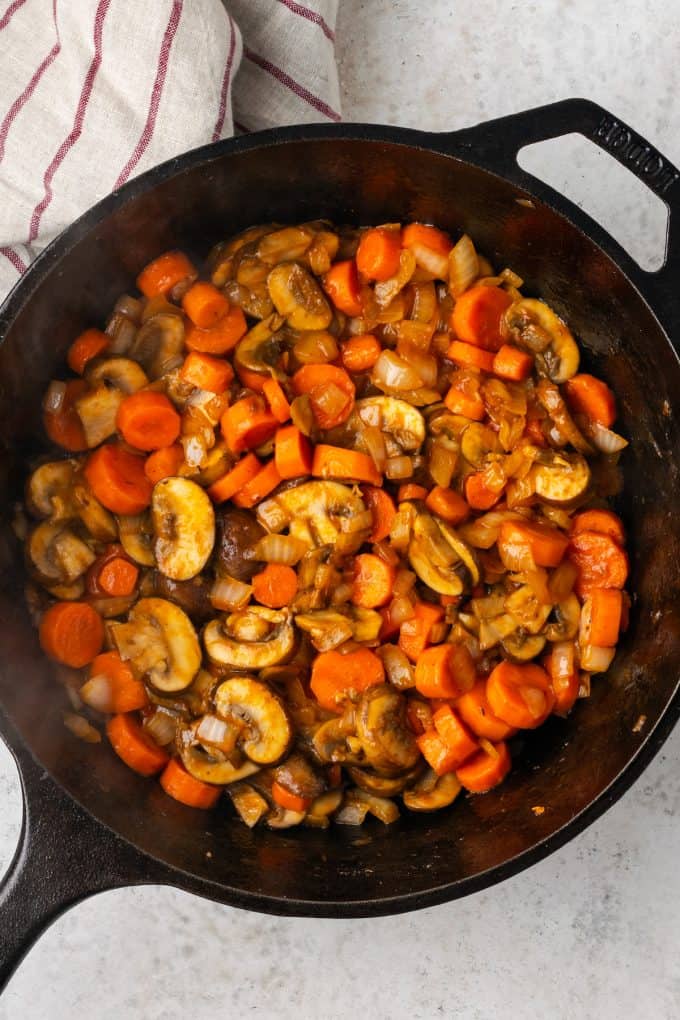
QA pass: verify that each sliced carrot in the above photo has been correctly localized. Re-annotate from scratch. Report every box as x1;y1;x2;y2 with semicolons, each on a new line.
543;646;579;717
235;365;268;392
399;601;445;662
250;562;297;608
402;223;451;256
416;729;462;776
144;443;184;484
271;780;311;813
397;483;428;502
44;378;88;451
67;328;109;375
116;391;181;451
498;519;569;568
455;680;517;741
185;305;247;354
310;647;385;713
568;530;629;597
160;758;220;808
312;444;381;486
341;334;382;373
456;740;511;793
323;259;363;317
232;459;281;508
432;704;479;766
356;227;402;281
486;661;554;729
207;453;261;503
580;588;622;646
39;601;104;668
362;485;396;542
351;553;395;609
180;351;234;394
425;486;470;525
181;281;230;329
85;444;152;515
415;642;476;699
492;344;533;381
571;509;625;545
464;471;501;510
221;395;279;453
96;555;139;597
262;377;292;424
274;425;313;479
136;250;196;299
107;713;169;776
564;373;616;427
88;651;148;713
292;364;355;429
444;371;485;421
448;339;496;372
451;285;512;351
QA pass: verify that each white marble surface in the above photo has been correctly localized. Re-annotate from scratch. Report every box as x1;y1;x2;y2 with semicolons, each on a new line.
2;1;680;1017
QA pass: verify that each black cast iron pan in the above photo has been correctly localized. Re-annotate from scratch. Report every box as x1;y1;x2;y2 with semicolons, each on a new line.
1;98;680;990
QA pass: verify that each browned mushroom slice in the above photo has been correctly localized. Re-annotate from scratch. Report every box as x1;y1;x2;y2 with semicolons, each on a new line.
533;451;591;504
267;262;332;331
501;631;546;661
151;477;215;581
227;782;269;827
257;480;369;547
110;597;201;692
117;511;155;566
26;460;76;519
504;298;579;383
257;226;315;265
214;676;293;764
28;521;95;585
356;685;420;773
72;480;118;542
348;763;422;797
129;313;185;379
86;356;149;394
408;512;465;596
214;507;266;582
544;593;580;641
334;788;400;824
350;396;426;452
311;710;362;765
232;313;286;384
204;607;295;670
505;585;552;634
304;789;344;828
403;769;462;812
274;752;325;802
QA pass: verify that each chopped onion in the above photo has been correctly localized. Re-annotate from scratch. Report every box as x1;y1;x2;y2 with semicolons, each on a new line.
293;331;338;365
389;502;415;550
448;234;478;298
197;714;229;747
578;672;591;698
588;422;629;454
548;559;578;602
428;622;449;644
397;341;438;387
385;455;413;480
498;536;536;573
429;439;458;488
252;533;308;565
210;575;252;611
393;568;416;596
358;403;382;428
409;241;449;280
43;380;67;414
106;311;137;354
114;294;143;323
330;581;353;605
312;382;350;420
361;425;387;472
580;643;615;673
379;644;415;689
63;712;101;743
396;320;436;349
181;433;208;468
80;674;114;713
373;350;422;391
552;641;575;680
387;595;415;627
145;710;177;746
411;282;438;324
341;509;374;534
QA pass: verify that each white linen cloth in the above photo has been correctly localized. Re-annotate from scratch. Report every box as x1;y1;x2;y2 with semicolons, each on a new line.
0;0;340;298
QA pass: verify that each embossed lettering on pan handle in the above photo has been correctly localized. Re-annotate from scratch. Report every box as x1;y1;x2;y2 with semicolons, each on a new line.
446;98;680;311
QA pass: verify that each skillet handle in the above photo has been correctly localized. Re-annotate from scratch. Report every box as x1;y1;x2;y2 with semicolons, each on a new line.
451;98;680;298
0;735;167;994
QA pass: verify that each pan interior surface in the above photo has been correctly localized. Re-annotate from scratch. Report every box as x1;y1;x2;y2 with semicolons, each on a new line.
1;136;679;911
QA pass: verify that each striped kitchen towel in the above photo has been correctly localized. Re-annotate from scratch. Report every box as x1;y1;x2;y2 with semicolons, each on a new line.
0;0;341;299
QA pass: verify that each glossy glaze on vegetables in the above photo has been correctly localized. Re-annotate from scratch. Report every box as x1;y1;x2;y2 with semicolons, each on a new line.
21;220;630;827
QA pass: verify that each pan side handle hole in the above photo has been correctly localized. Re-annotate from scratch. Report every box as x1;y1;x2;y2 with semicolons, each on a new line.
0;739;22;885
518;133;669;272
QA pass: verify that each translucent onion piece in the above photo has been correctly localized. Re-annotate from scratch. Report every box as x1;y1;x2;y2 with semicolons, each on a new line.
361;425;387;473
374;249;416;308
389;502;415;551
552;641;575;680
578;672;591;698
393;568;416;596
397;342;438;387
409;241;449;280
519;684;548;719
145;710;177;746
43;380;67;414
79;674;113;713
113;294;144;323
106;312;138;354
210;575;253;611
548;559;578;602
373;350;422;391
388;595;415;627
588;422;629;454
429;439;458;488
293;331;338;365
448;234;478;298
341;509;374;535
252;533;308;565
197;714;229;747
313;382;351;420
385;455;413;480
411;282;438;324
379;643;415;689
181;433;208;469
63;712;101;743
580;643;616;673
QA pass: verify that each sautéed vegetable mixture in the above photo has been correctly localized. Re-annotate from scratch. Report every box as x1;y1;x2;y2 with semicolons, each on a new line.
21;220;629;827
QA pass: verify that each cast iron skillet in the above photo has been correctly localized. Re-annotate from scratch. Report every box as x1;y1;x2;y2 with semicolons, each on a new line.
1;98;680;989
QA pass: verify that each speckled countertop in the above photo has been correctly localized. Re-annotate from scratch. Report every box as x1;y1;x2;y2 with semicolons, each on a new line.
1;2;679;1017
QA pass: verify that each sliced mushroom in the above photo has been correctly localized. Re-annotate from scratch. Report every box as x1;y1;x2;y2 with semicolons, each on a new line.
26;460;76;519
232;313;286;383
505;585;552;634
460;422;501;467
204;607;295;670
505;298;579;382
501;631;546;661
437;521;480;585
51;528;97;583
129;314;185;379
28;521;94;584
295;606;382;652
227;782;269;827
46;578;86;601
257;480;368;546
536;379;593;454
348;763;422;796
72;481;118;542
267;806;307;828
533;451;591;504
215;675;293;764
274;752;325;801
117;511;156;566
152;572;214;624
182;744;260;786
257;225;315;265
544;592;580;641
304;788;344;828
151;477;215;581
312;711;362;765
408;512;464;596
86;356;149;393
267;262;332;331
403;770;462;812
74;385;125;448
351;397;426;452
214;507;265;582
356;684;420;773
110;597;201;692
